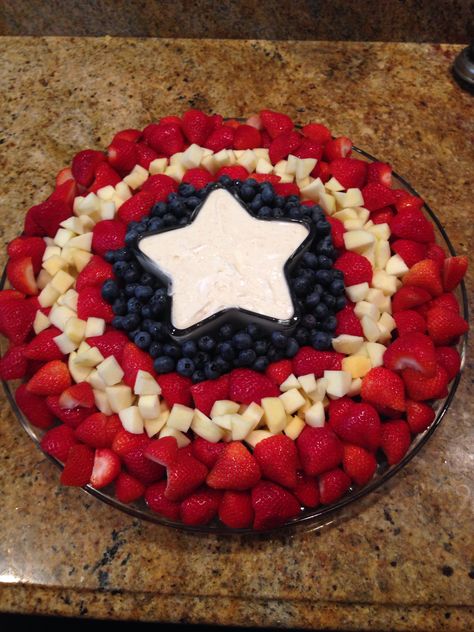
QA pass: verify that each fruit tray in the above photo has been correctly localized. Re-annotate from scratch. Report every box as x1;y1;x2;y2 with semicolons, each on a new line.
0;111;469;533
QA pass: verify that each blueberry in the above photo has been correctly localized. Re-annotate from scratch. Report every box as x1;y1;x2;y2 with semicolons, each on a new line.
246;178;257;187
219;175;232;187
149;218;164;231
333;269;344;280
149;342;163;358
314;303;329;319
260;185;274;205
194;351;210;367
237;349;256;366
214;356;230;373
154;356;175;373
122;313;141;331
232;332;253;350
151;202;167;217
192;369;206;383
295;327;310;345
285;337;299;358
252;356;269;372
289;207;303;220
315;269;332;285
150;293;167;315
323;294;336;309
258;206;272;218
146;321;166;340
267;346;284;363
330;279;345;296
302;252;318;269
176;357;195;377
246;323;261;339
240;185;256;202
128;328;140;341
323;316;338;332
218;341;235;361
218;323;234;339
134;331;151;349
274;195;284;208
112;299;127;315
182;340;197;358
271;331;288;349
204;361;220;380
125;283;139;297
178;182;196;197
141;305;152;319
104;251;116;263
163;213;177;226
249;194;263;212
254;339;269;356
185;195;201;209
168;192;178;202
273;208;285;218
292;276;310;297
125;231;138;246
113;260;128;276
163;343;181;359
311;331;331;350
112;316;124;329
318;255;332;270
302;313;317;329
123;266;140;283
336;295;347;310
316;219;331;236
127;297;142;313
305;292;321;309
135;285;154;302
135;222;147;234
169;199;185;216
198;335;216;352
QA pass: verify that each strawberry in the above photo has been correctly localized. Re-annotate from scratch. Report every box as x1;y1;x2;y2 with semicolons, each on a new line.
49;178;77;208
145;480;180;519
60;444;95;486
334;251;372;286
136;143;159;169
0;289;24;303
144;436;179;467
273;182;300;197
371;207;394;224
260;110;294;139
326;216;345;249
6;257;37;295
204;126;235;152
0;296;37;345
40;424;77;461
141;174;178;203
383;332;437;377
435;347;461;382
165;450;208;501
180;487;222;525
0;344;28;380
77;286;114;322
426;293;460;314
406;400;435;434
311;160;331;183
268;131;301;165
380;420;411;465
249;173;281;184
390;207;435;243
393;310;426;336
117;191;155;224
115;472;145;504
251;481;301;530
245;114;262;130
24;327;63;360
293;347;343;378
27;360;71;396
402;365;449;401
86;329;128;362
46;396;96;428
90;448;121;489
121;342;156;388
190;374;229;415
159;115;182;127
265;359;293;385
403;259;443;297
122;443;165;485
228;368;279;404
293;138;324;160
218;490;254;528
297;426;343;476
395;194;424;212
158;372;193;407
56;166;74;187
181;167;215;190
361;367;406;412
112;128;141;144
233;125;262;150
91;219;126;256
112;429;149;457
75;412;122;448
426;306;468;346
254;435;298;488
191;437;226;468
319;468;351;504
89;163;121;192
361;183;397;211
329;158;367;189
15;383;54;429
215;165;249;181
75;255;114;291
391;239;428;268
328;396;355;423
426;243;446;269
107;139;138;175
7;236;45;274
366;161;392;187
443;256;468;292
301;122;331;144
143;122;184;156
323;136;352;161
59;382;95;409
335;303;364;337
329;402;381;452
207;441;261;490
293;471;320;508
71;149;105;187
391;286;432;313
342;444;377;486
181;109;213;145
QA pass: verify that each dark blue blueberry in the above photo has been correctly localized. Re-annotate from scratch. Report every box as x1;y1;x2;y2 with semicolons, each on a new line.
292;276;310;296
288;207;303;220
112;298;127;315
322;316;337;332
258;206;272;218
122;313;141;331
168;199;185;216
318;255;332;270
273;208;285;218
124;231;138;246
301;204;314;216
315;269;332;285
316;219;331;236
135;285;154;302
192;369;206;383
154;356;175;374
128;328;140;341
141;305;152;319
135;222;148;234
311;331;332;350
330;279;345;296
178;182;196;197
232;332;253;350
198;335;216;352
285;337;299;358
104;250;116;263
150;293;167;315
168;192;178;202
149;342;163;358
176;357;195;377
323;294;336;309
267;346;284;363
151;202;167;217
252;356;269;372
311;207;324;223
237;349;257;366
163;213;177;226
218;341;235;361
274;195;284;208
271;331;288;349
299;267;317;282
185;195;201;209
219;175;233;187
102;279;119;301
314;303;329;319
249;194;263;212
112;315;124;329
182;340;197;358
316;236;335;258
125;283;139;297
240;184;256;202
146;321;166;340
295;327;310;345
246;178;257;187
204;361;221;380
302;313;317;329
214;356;230;373
163;343;182;359
336;295;347;310
333;269;344;280
127;297;142;313
113;260;128;276
149;218;164;231
123;266;140;283
218;323;234;340
260;185;274;205
246;323;261;339
302;252;319;269
194;351;210;367
254;339;269;356
134;331;151;349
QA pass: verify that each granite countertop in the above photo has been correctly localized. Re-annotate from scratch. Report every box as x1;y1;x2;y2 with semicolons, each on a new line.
0;38;472;630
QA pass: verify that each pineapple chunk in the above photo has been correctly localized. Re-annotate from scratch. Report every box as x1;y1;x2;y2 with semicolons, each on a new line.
84;317;105;338
365;341;387;367
343;230;375;253
244;429;276;448
342;355;372;379
138;394;160;420
75;346;104;367
43;255;68;276
53;332;78;354
231;415;257;441
149;158;168;175
68;351;92;383
284;415;306;440
210;400;240;417
324;370;352;398
354;301;380;321
167;403;194;432
191;410;224;443
279;373;300;392
134;370;161;395
240;402;264;428
361;315;381;342
332;334;364;355
49;305;76;331
385;254;409;277
298;373;317;395
58;288;78;311
144;412;169;438
96;355;124;386
305;401;325;427
87;369;107;391
93;389;113;415
261;397;287;433
106;384;133;413
119;406;144;434
345;282;369;303
64;317;87;344
279;388;306;415
33;310;50;334
159;426;190;448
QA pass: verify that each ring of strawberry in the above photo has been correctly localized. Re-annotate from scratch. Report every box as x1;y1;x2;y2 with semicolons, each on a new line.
0;108;468;532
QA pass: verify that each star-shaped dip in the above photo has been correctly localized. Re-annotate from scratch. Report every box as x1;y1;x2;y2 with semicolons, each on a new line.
137;188;311;334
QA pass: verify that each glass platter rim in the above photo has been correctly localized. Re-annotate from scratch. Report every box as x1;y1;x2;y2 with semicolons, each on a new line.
1;144;468;536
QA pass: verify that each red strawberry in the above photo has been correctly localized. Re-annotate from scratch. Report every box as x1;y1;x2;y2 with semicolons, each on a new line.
426;306;468;346
122;443;165;485
426;293;460;314
366;161;392;187
145;480;180;519
215;165;249;180
71;149;105;187
0;344;28;380
180;487;222;525
260;110;294;139
435;347;461;382
361;367;406;412
265;359;293;385
112;429;149;456
117;191;155;224
251;481;301;530
329;402;381;452
268;131;301;165
328;396;355;423
112;128;141;144
334;251;372;286
326;215;345;249
49;178;77;207
342;444;377;486
7;236;45;274
293;347;343;378
233;124;262;150
140;174;178;203
60;444;95;486
361;183;397;211
75;255;114;291
406;400;435;433
89;163;122;192
395;194;424;212
159;115;183;126
319;468;351;504
380;420;411;465
7;257;37;295
191;437;226;468
91;219;126;256
391;239;427;268
323;136;352;161
403;259;443;297
253;435;298;488
15;383;54;429
402;365;449;401
46;396;96;428
371;207;394;224
158;372;193;407
89;448;121;489
443;256;468;292
273;182;300;197
0;296;36;345
393;310;426;336
296;426;343;476
165;450;208;501
144;436;179;467
27;360;71;396
136;143;159;169
191;374;229;415
115;472;145;503
24;327;62;361
207;442;261;490
107;139;138;175
392;286;432;313
0;289;24;303
218;490;254;528
293;138;324;160
143;123;184;156
59;382;94;409
86;329;128;362
311;160;331;183
77;286;114;322
390;207;435;243
40;424;77;461
228;368;279;404
56;166;74;187
426;243;446;269
181;167;215;190
330;158;367;189
301;122;331;144
121;342;156;388
335;303;364;337
249;173;281;184
182;109;213;145
204;126;235;152
293;471;320;508
75;412;122;447
383;332;437;377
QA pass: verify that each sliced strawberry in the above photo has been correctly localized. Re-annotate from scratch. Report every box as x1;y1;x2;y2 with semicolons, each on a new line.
181;167;215;190
15;383;54;429
75;412;122;447
426;243;446;269
233;125;262;150
371;207;394;225
366;161;392;187
0;289;24;303
143;123;184;156
145;480;180;519
111;429;149;457
204;126;235;152
115;472;145;503
190;375;231;416
406;400;435;434
46;396;96;428
59;382;95;409
426;293;460;314
323;136;352;161
75;255;114;292
158;372;193;407
329;402;381;452
228;368;279;405
215;165;249;181
24;327;63;361
319;468;351;504
296;426;343;476
326;216;345;249
273;182;300;197
117;191;155;224
293;347;343;378
218;490;254;528
391;239;428;268
265;359;293;385
403;259;443;297
402;365;449;401
342;444;377;486
393;310;426;336
112;128;142;144
136;143;159;169
121;342;156;388
56;166;74;187
60;444;95;486
71;149;105;187
390;207;435;243
91;219;126;257
268;131;302;165
0;344;28;380
77;286;114;322
248;173;281;184
181;109;213;145
328;397;355;423
207;442;260;491
391;286;432;313
361;367;406;412
301;122;332;144
443;256;468;292
49;179;77;208
252;481;301;530
165;450;208;500
122;443;165;485
334;251;372;286
329;157;367;189
90;448;121;489
395;194;424;213
335;303;364;337
27;360;71;396
426;306;468;346
380;420;411;465
86;329;128;363
361;183;397;211
7;256;37;295
40;424;77;461
260;109;294;139
311;160;331;183
144;436;179;467
383;332;437;376
253;435;298;489
107;139;138;175
180;487;222;526
89;163;121;192
435;347;461;382
292;138;324;160
293;471;320;508
191;437;226;468
7;236;45;275
140;174;178;203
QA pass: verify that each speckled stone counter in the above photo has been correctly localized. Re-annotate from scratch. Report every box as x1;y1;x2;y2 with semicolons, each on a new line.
0;38;472;630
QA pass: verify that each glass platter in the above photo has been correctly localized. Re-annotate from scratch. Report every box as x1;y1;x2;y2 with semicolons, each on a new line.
1;145;468;535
